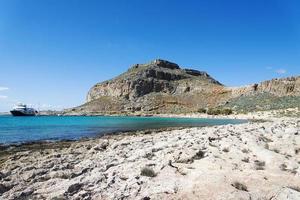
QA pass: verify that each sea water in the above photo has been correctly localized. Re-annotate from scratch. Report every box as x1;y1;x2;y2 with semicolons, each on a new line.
0;115;245;144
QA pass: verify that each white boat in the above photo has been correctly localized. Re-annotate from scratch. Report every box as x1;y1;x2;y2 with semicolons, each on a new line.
10;103;38;116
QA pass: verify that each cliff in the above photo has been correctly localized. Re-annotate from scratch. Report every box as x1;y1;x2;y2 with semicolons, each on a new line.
231;76;300;97
66;59;300;115
224;76;300;112
86;59;222;102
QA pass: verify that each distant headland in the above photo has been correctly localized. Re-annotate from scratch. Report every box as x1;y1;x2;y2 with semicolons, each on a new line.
64;59;300;116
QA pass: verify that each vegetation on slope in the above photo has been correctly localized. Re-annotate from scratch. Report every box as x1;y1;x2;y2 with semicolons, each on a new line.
221;93;300;113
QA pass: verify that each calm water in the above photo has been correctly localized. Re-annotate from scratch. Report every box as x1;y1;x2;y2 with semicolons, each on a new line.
0;115;245;144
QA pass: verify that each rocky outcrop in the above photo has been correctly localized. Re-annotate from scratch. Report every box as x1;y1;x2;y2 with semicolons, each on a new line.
231;76;300;97
68;59;226;115
87;59;222;102
222;76;300;112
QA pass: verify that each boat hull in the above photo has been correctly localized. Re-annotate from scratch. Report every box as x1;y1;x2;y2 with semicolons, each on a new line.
10;110;36;116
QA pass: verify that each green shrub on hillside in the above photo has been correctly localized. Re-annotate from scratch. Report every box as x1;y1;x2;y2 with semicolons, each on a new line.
197;108;207;113
220;108;233;115
207;108;221;115
221;93;300;113
206;108;233;115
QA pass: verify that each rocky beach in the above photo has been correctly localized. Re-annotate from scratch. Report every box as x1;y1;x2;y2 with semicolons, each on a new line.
1;111;299;200
1;60;299;200
2;1;300;199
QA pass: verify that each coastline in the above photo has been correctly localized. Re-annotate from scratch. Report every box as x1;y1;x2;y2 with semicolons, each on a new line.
0;115;247;148
0;111;299;199
0;127;190;164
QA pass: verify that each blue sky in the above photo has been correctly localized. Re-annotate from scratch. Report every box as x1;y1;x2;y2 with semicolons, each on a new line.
0;0;299;111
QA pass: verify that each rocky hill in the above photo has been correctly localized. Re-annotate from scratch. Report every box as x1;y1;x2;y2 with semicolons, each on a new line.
223;76;300;112
86;59;222;102
66;59;300;115
231;76;300;97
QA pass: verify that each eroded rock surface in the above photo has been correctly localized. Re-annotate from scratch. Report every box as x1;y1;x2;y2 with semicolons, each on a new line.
231;76;300;97
1;119;299;199
86;59;222;102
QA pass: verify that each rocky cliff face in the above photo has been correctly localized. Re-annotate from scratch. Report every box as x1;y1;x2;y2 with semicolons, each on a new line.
231;76;300;97
68;59;227;115
225;76;300;112
67;59;300;115
87;59;222;102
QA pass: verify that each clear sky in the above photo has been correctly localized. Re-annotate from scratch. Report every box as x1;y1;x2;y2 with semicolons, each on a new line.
0;0;299;112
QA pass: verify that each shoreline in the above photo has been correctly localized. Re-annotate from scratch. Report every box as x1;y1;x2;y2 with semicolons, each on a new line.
32;107;300;121
0;127;191;162
0;111;299;199
0;115;248;148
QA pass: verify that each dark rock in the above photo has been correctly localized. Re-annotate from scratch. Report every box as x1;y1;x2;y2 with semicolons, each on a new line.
0;171;7;180
105;163;116;170
19;188;34;198
183;69;206;76
67;183;83;195
94;140;109;151
152;59;180;69
0;183;12;194
192;150;206;160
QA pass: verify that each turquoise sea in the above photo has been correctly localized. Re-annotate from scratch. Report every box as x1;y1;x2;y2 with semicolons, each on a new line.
0;115;245;144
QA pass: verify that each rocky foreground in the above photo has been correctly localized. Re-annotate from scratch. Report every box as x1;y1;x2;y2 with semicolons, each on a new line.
0;117;300;199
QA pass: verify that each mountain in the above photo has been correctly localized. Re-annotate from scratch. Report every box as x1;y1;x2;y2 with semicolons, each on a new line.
65;59;300;115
